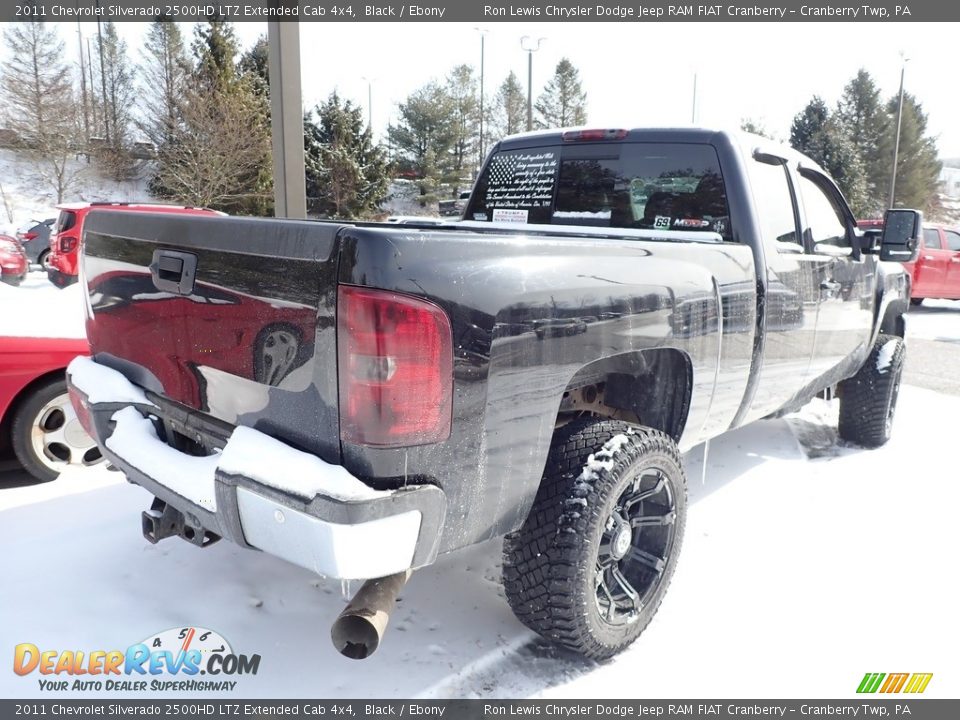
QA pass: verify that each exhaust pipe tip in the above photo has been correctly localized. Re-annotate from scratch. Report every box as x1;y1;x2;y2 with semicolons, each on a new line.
330;571;410;660
331;613;384;660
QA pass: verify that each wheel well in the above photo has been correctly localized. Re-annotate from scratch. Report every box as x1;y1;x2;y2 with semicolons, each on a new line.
879;305;906;338
0;369;66;454
557;349;693;441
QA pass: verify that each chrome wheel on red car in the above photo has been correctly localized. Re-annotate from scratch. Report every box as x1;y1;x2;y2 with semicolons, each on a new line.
11;378;104;482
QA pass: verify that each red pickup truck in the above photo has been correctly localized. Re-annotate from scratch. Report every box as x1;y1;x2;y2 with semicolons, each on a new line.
859;219;960;304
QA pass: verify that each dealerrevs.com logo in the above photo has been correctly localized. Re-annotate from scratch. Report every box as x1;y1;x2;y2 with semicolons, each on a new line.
13;627;260;692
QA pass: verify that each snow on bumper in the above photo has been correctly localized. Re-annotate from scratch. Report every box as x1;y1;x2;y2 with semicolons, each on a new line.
66;356;445;581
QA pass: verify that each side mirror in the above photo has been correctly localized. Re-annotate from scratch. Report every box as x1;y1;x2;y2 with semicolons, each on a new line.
880;209;922;262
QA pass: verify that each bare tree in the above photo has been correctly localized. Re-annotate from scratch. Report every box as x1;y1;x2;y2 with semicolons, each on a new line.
138;20;190;147
151;79;271;210
1;22;85;203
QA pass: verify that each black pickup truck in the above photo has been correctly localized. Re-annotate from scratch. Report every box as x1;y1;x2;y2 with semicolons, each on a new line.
67;128;919;661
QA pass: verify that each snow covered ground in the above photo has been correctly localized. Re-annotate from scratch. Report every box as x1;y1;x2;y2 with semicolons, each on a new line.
1;276;958;699
0;149;150;237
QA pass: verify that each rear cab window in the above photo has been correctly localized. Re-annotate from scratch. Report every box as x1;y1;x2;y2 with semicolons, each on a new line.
466;142;732;241
55;210;77;234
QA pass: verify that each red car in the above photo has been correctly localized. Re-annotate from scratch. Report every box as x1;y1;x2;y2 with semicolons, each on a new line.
47;202;224;288
0;336;102;481
859;219;960;304
0;234;29;286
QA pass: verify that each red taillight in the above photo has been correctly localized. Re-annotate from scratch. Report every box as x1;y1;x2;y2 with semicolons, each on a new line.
68;384;94;437
19;232;37;241
562;128;629;142
60;235;78;253
337;285;452;447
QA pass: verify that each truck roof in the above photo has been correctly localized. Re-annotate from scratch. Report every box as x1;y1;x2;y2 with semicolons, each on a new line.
494;125;828;177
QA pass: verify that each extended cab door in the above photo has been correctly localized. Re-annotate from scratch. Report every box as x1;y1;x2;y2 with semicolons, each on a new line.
740;154;820;422
795;171;876;383
941;228;960;299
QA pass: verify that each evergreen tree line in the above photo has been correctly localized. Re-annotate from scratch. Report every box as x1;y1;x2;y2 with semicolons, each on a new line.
745;69;941;218
385;57;587;206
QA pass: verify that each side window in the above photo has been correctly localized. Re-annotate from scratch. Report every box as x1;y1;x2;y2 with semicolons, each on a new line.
945;230;960;252
923;228;942;250
749;159;800;249
798;175;848;248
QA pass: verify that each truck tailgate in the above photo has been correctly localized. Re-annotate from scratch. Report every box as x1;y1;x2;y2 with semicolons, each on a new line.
81;210;343;462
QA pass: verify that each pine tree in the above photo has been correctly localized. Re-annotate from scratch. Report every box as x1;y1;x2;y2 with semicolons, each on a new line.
878;92;941;213
192;20;238;91
239;35;269;98
445;65;478;185
152;22;272;215
0;22;84;202
96;21;137;179
789;96;830;152
304;92;390;219
835;70;887;214
387;82;457;201
790;97;869;215
493;71;526;140
138;20;190;147
534;58;587;129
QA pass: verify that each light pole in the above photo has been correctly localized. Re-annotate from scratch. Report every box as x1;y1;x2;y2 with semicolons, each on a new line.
521;36;546;132
691;72;697;123
888;53;909;208
474;27;489;170
361;76;376;135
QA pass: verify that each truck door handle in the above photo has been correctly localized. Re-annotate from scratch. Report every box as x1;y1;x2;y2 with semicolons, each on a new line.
150;249;197;295
923;255;934;261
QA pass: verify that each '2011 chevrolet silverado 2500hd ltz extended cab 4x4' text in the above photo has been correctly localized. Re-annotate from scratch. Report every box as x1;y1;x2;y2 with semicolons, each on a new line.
66;128;920;660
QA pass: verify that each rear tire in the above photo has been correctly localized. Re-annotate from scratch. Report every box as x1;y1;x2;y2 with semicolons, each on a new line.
838;336;905;449
503;419;687;660
38;249;51;271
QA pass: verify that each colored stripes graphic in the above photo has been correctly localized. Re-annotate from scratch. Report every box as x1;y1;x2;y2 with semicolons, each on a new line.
857;672;933;694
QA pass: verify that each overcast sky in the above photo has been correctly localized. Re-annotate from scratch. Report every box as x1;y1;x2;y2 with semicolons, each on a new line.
65;22;960;158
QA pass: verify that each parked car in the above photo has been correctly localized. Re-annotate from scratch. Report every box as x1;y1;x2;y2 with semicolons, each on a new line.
46;202;225;288
0;336;102;482
0;234;28;286
438;190;472;216
15;218;55;268
70;128;917;661
533;317;589;339
859;219;960;304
